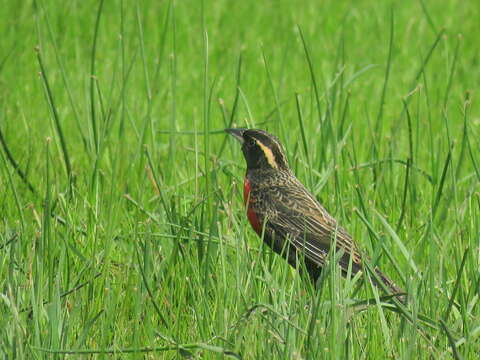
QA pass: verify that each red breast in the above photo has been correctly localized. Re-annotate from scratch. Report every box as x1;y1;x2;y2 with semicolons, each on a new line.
243;177;263;235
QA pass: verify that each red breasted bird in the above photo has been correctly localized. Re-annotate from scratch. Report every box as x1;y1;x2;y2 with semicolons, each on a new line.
226;128;404;299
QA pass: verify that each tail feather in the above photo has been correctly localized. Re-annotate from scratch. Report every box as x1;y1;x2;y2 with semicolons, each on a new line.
374;268;406;303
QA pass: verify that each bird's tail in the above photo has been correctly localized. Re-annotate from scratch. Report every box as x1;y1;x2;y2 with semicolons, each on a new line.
337;256;407;303
374;268;406;303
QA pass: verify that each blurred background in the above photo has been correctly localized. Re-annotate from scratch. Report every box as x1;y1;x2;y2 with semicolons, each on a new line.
1;0;479;358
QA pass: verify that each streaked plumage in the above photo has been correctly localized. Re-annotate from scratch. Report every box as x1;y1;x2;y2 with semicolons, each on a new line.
226;128;403;299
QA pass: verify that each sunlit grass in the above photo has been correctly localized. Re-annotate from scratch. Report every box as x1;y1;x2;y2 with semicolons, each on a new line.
1;0;479;358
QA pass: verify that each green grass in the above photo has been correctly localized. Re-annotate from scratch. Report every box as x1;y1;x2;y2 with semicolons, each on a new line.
1;0;479;358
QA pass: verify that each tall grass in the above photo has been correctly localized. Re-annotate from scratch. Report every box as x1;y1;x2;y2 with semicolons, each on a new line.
1;0;479;358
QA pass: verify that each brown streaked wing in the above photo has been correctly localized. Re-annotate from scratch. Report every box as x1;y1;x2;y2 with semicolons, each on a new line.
252;179;363;271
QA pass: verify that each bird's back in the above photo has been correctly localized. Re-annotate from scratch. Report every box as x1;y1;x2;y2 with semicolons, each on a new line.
247;168;364;282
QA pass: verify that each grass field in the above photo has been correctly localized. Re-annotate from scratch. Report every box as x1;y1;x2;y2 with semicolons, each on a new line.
1;0;479;358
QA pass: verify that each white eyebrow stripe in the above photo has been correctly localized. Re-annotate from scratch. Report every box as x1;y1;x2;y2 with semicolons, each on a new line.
255;139;278;168
268;136;288;165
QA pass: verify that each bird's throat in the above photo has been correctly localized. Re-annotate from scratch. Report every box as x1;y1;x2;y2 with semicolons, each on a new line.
244;177;262;235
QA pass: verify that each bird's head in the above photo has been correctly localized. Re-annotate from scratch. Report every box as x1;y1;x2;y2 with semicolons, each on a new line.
225;128;289;171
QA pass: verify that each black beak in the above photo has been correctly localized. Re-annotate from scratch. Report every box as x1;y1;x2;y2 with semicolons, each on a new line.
225;128;246;144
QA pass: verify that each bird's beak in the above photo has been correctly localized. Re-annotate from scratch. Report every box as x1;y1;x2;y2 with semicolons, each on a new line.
225;128;246;144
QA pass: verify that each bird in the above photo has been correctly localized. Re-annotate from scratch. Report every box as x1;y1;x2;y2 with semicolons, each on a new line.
226;128;404;300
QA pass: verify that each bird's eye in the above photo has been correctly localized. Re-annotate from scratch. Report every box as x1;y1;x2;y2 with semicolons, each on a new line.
247;138;256;146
